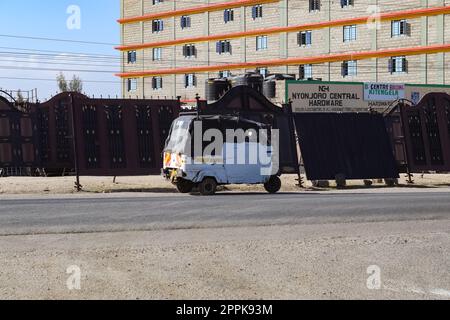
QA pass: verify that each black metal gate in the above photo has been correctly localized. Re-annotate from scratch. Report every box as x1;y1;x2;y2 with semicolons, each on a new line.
36;92;181;176
399;93;450;172
0;93;39;174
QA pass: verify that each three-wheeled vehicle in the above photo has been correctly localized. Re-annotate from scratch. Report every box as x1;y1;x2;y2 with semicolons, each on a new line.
162;114;281;195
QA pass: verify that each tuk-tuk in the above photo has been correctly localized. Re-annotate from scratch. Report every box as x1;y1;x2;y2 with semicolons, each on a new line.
162;114;281;195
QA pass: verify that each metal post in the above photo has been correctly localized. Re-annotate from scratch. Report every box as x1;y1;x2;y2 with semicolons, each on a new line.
285;100;303;188
195;94;201;119
399;102;414;184
70;93;82;191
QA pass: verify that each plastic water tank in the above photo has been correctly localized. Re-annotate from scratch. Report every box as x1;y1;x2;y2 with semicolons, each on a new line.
262;80;276;98
264;74;296;81
230;73;264;92
205;78;231;101
262;74;295;99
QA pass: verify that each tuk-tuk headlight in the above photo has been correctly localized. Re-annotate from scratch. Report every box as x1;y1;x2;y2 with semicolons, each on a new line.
164;153;171;167
176;154;185;166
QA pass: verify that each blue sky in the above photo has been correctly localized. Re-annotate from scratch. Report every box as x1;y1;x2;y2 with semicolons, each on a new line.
0;0;121;100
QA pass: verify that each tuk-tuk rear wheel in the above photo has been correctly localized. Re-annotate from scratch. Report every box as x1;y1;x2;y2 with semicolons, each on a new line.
264;176;282;194
199;178;217;196
176;179;194;193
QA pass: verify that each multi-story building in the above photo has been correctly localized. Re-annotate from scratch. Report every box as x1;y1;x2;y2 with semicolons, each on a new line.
117;0;450;102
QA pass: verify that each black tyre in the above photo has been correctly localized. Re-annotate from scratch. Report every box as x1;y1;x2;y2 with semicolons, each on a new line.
335;174;347;189
264;176;282;194
384;178;398;187
176;179;194;194
312;180;330;188
199;178;217;196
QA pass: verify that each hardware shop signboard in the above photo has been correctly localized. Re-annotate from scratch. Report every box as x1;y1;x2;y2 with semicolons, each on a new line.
288;82;367;112
287;81;450;112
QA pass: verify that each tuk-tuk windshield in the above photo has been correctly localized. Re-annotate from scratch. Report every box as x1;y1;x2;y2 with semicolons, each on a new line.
164;116;194;154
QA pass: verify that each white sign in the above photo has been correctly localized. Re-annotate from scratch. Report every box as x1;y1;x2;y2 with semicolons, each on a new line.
364;82;405;101
287;81;450;113
288;83;365;112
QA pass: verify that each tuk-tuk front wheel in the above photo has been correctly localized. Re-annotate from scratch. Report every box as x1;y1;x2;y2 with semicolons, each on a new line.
176;179;194;194
199;178;217;196
264;176;281;194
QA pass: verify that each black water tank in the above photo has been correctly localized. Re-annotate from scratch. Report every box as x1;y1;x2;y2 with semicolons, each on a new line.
264;74;296;81
262;80;276;98
261;74;295;99
205;78;230;101
230;73;264;92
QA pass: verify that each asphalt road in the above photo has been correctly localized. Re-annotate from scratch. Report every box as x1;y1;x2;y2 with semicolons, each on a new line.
0;191;449;236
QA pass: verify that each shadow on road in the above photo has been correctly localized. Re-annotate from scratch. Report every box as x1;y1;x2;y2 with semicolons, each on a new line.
91;187;179;194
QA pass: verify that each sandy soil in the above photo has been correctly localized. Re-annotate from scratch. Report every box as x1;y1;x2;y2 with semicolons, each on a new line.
0;173;449;195
0;221;449;300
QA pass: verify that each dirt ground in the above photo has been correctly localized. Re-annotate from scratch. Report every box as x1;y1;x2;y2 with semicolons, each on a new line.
1;221;449;300
0;173;449;195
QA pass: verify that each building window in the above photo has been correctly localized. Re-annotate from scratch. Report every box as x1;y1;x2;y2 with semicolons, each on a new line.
152;77;163;90
298;30;312;46
152;19;164;33
342;60;357;77
224;9;234;23
309;0;321;12
127;50;137;64
185;74;197;88
180;16;191;29
340;0;354;8
257;67;268;78
343;25;357;42
152;48;162;61
216;40;232;54
299;64;313;80
389;56;408;73
256;35;268;50
219;70;232;78
152;0;163;4
127;78;137;92
252;5;263;19
392;20;410;37
182;44;197;58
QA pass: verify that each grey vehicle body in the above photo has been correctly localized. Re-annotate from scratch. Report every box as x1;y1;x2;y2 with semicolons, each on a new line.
162;114;281;194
